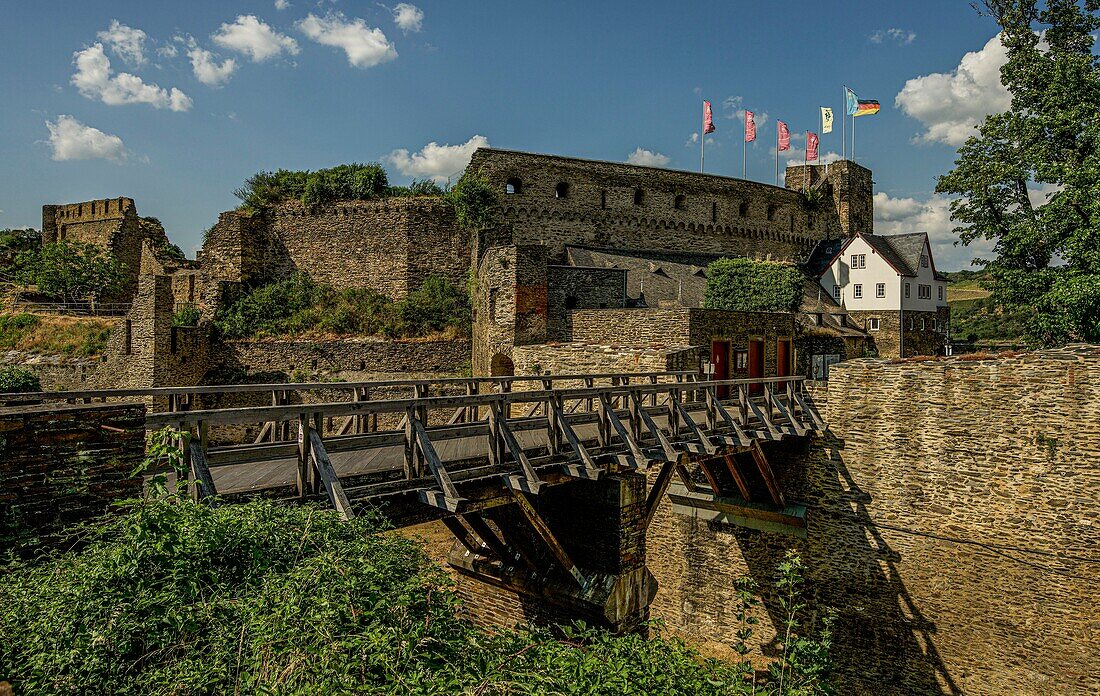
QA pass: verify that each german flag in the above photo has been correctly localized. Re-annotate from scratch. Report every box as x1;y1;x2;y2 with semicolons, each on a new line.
854;99;881;117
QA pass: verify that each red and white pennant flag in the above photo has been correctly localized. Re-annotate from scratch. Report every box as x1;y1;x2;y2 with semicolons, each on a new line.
806;132;819;162
777;121;790;152
703;101;716;134
744;111;756;143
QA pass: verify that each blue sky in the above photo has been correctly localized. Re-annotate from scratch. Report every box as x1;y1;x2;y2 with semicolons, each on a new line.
0;1;1010;269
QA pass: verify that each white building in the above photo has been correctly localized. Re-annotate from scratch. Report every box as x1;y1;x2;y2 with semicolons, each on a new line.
815;232;950;358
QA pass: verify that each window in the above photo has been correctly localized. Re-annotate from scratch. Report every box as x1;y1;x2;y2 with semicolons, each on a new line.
767;204;777;221
931;318;938;331
905;282;911;299
921;317;926;330
600;189;607;209
920;254;929;268
908;317;914;330
868;318;880;331
832;284;841;299
876;283;886;298
565;295;578;310
711;201;718;223
505;178;522;195
634;188;644;206
938;285;944;301
555;182;569;198
734;350;748;370
674;194;686;210
851;253;866;269
918;284;931;299
853;284;863;299
738;201;749;217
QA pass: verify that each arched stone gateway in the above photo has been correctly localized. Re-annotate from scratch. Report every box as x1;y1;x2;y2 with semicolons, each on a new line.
490;353;515;377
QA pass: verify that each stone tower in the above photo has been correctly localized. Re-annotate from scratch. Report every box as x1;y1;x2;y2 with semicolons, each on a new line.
784;160;874;237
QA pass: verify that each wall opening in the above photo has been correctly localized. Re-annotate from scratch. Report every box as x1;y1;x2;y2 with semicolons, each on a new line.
674;194;686;210
711;201;718;223
505;178;522;195
490;353;515;377
739;201;749;217
565;295;578;310
555;182;570;199
634;188;645;206
600;189;607;209
767;204;777;221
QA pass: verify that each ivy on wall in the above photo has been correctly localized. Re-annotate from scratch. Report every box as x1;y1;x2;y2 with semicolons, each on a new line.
703;258;804;313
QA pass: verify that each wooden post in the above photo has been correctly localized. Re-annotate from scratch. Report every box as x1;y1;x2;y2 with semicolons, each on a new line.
403;406;416;479
297;412;311;498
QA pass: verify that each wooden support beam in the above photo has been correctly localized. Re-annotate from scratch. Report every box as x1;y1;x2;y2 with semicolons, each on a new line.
442;516;482;555
297;412;311;498
506;484;588;589
722;453;752;501
630;391;677;462
411;416;462;502
748;398;783;440
645;458;678;527
491;403;542;490
794;391;828;431
309;430;355;520
463;513;521;569
548;398;599;474
771;392;808;437
674;400;718;454
599;393;645;465
699;458;724;496
750;441;785;508
188;439;219;506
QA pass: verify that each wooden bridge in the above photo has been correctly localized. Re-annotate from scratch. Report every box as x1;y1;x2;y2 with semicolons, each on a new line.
9;371;826;630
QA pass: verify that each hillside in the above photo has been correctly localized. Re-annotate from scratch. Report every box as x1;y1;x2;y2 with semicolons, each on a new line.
945;270;1032;345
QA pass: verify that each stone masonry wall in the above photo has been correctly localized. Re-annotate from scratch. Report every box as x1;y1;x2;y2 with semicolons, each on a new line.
545;265;625;341
0;402;145;547
846;308;950;358
217;337;470;379
468;148;854;263
646;344;1100;695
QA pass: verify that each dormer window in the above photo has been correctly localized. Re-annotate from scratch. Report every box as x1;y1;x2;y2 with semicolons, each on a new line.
555;182;570;199
505;178;522;195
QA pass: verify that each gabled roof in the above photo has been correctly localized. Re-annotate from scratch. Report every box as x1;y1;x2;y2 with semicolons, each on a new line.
803;237;845;277
816;231;939;279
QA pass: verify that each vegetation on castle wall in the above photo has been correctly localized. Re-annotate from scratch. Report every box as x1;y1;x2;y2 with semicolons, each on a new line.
0;491;833;695
15;241;125;304
234;163;391;211
0;313;113;357
0;366;40;393
214;273;470;340
704;258;804;313
446;173;499;230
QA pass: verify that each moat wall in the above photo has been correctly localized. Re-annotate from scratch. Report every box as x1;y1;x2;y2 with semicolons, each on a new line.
647;345;1100;695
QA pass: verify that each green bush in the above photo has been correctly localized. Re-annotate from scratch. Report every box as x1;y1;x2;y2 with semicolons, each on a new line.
15;241;126;303
704;258;805;313
171;304;201;327
0;496;833;695
0;365;40;393
214;274;470;340
234;163;392;211
446;173;498;230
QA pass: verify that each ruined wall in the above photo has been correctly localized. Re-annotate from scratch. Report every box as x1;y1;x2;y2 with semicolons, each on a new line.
784;160;874;236
468;148;855;263
647;345;1100;695
0;402;145;547
217;337;470;380
545;265;625;341
471;244;548;376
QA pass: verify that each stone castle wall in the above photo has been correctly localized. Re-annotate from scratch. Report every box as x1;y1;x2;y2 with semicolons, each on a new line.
846;307;951;358
217;337;470;379
646;345;1100;695
469;149;869;263
545;265;625;341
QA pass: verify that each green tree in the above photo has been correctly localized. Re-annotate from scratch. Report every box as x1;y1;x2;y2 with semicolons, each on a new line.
446;174;499;230
0;366;41;394
16;242;125;304
936;0;1100;346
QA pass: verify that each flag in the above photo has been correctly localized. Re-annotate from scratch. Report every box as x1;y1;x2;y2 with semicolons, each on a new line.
777;121;790;151
703;100;715;134
745;111;756;142
806;132;819;161
845;87;858;115
854;99;881;117
821;107;834;134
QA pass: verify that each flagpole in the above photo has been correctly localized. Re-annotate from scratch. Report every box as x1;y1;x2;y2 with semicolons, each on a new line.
852;111;856;162
804;131;809;192
775;124;780;186
743;112;748;179
700;101;705;173
842;87;847;160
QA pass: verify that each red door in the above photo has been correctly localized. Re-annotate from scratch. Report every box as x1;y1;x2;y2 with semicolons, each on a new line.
777;339;791;378
748;339;764;395
711;340;730;398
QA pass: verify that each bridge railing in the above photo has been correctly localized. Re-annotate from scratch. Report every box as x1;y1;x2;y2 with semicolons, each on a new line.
138;375;821;511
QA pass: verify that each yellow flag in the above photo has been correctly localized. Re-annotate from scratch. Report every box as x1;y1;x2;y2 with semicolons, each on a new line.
821;107;834;134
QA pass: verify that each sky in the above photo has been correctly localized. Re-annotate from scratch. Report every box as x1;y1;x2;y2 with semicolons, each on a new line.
0;1;1015;270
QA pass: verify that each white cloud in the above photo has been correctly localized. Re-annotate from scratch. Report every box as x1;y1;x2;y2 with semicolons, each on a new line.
297;13;397;68
188;46;237;86
686;132;699;146
782;149;842;165
870;28;917;45
97;20;147;66
873;191;993;270
213;15;299;62
72;44;192;111
721;95;768;136
275;0;291;9
157;44;178;58
626;148;671;167
895;34;1011;146
392;3;424;33
386;135;489;183
45;115;128;163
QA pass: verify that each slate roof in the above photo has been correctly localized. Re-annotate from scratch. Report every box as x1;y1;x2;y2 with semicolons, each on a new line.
815;232;947;280
803;237;845;277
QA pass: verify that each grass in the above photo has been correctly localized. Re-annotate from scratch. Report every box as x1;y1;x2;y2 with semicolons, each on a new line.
0;313;113;357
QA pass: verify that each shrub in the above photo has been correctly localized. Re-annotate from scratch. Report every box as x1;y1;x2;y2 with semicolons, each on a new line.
171;304;200;327
704;258;804;313
397;275;472;336
0;366;40;393
234;163;391;211
0;496;833;695
15;241;126;303
446;174;498;230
